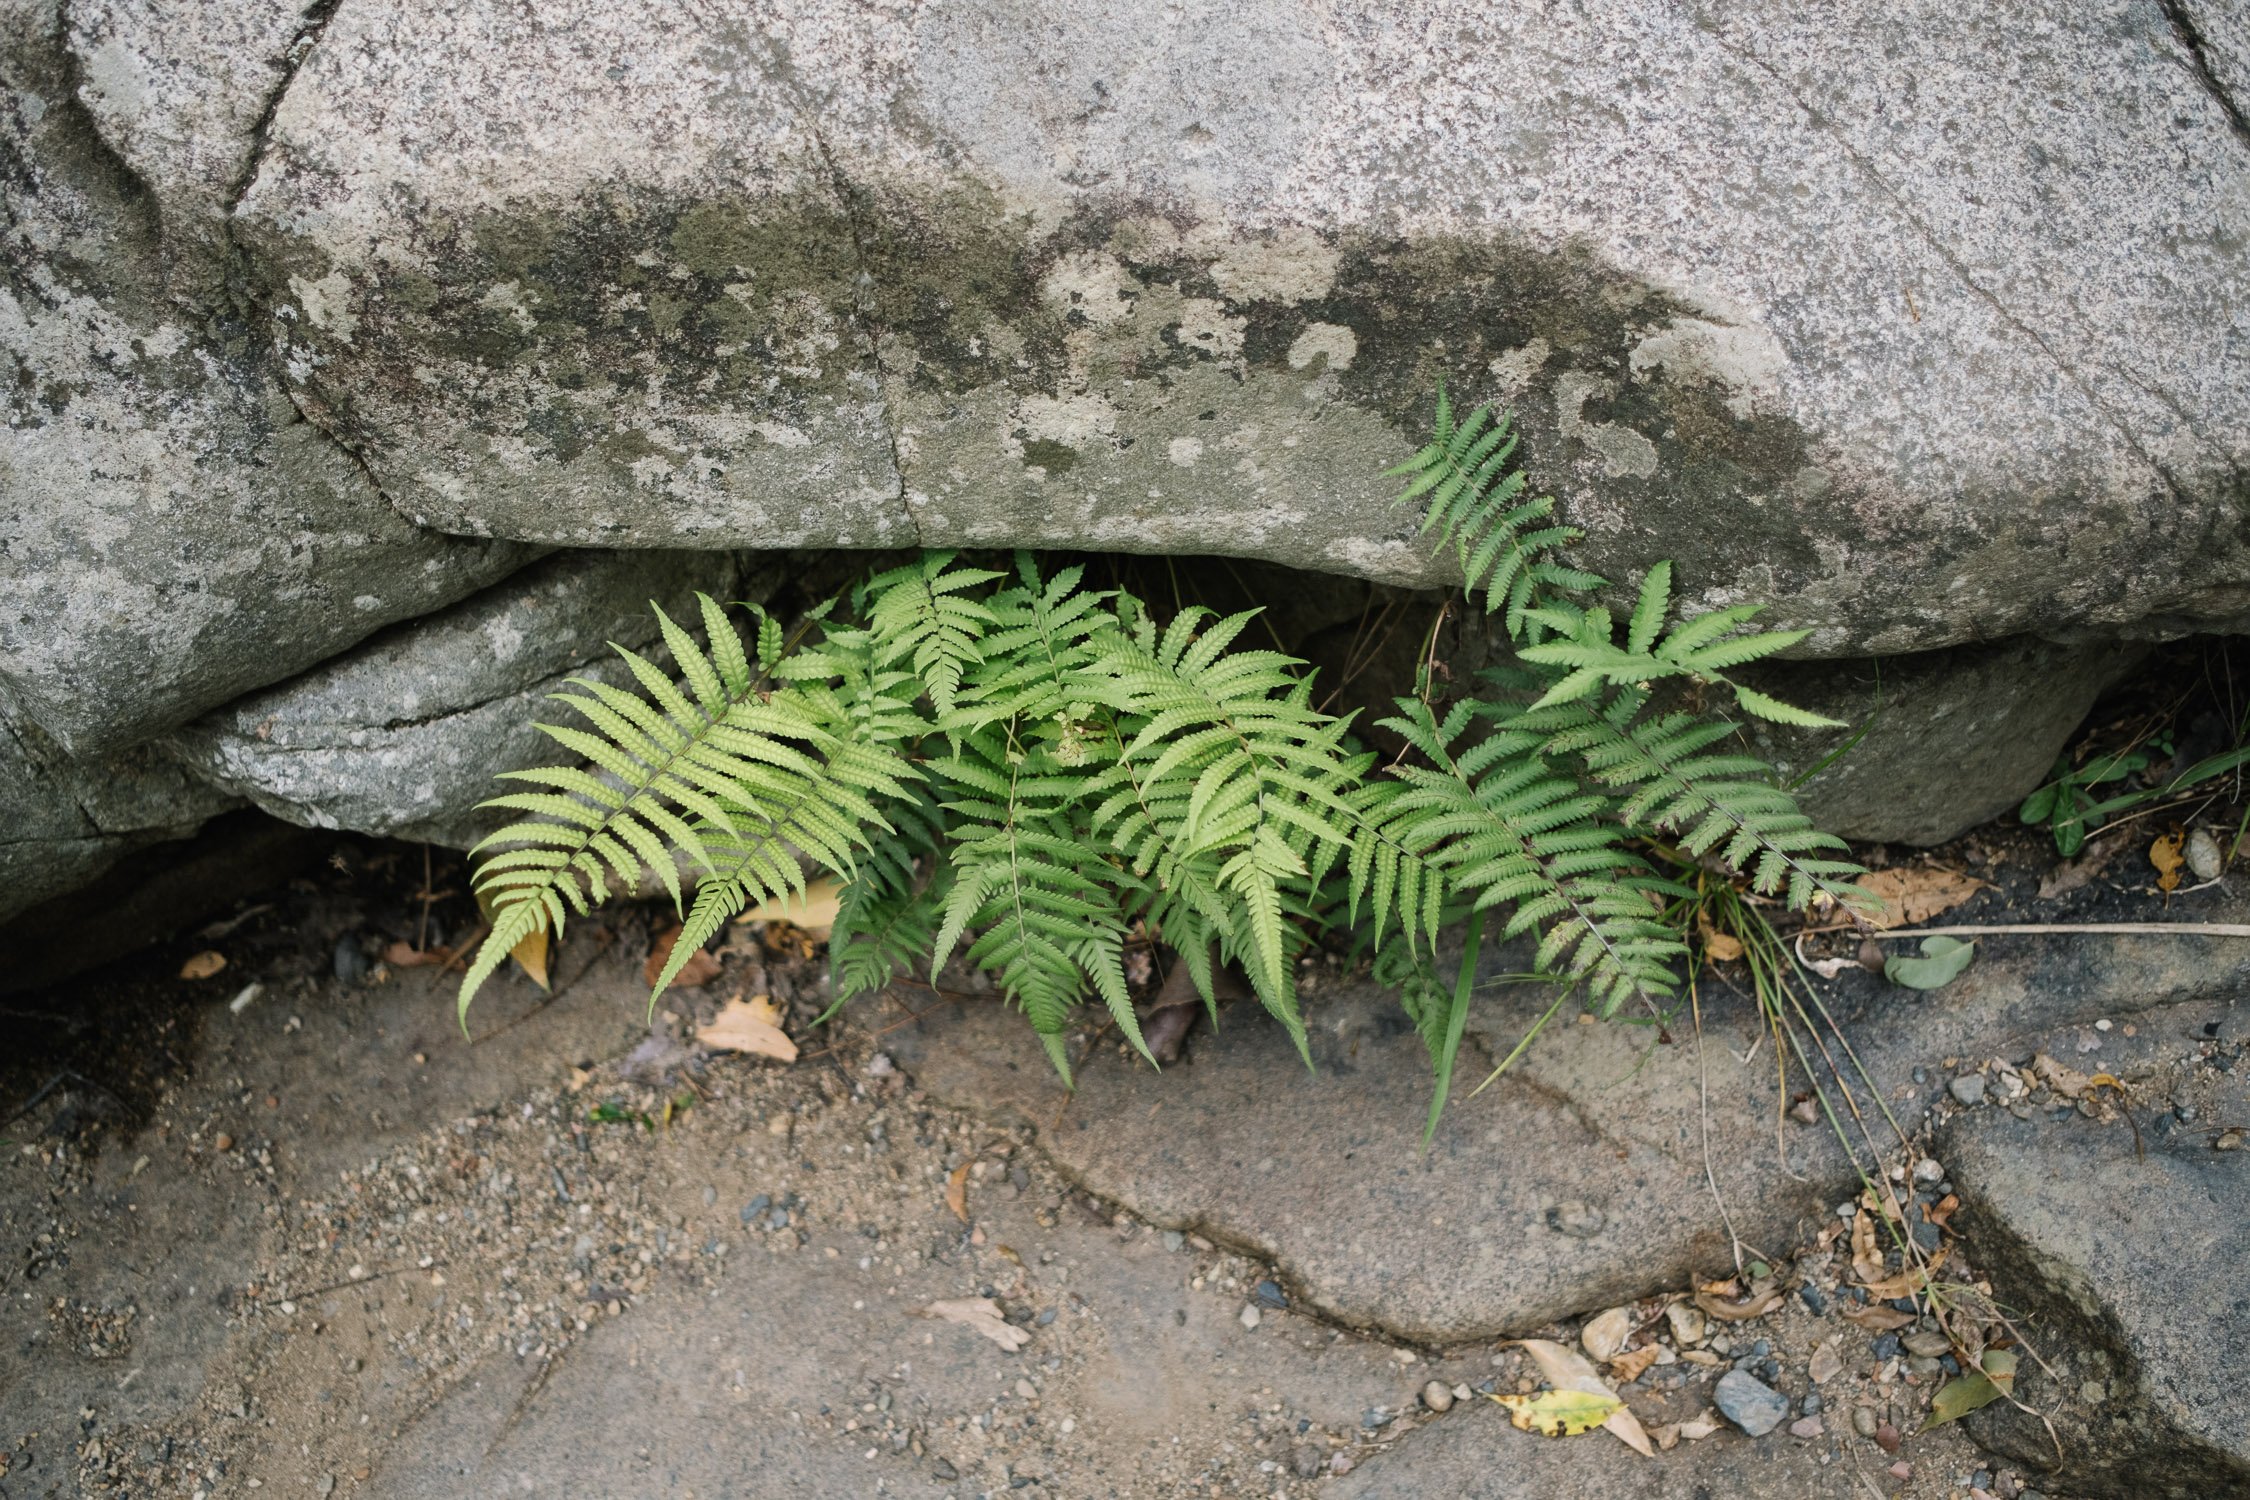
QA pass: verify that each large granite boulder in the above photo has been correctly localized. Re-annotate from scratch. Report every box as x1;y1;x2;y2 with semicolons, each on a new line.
231;0;2250;654
4;0;2247;917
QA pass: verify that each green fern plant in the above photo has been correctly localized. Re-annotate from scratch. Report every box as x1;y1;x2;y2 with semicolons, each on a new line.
455;389;1870;1130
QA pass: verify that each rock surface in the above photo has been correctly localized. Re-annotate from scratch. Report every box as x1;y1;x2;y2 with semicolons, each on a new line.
887;895;2250;1345
1945;1041;2250;1498
168;549;766;846
232;0;2250;655
3;3;535;755
0;707;242;922
7;0;2250;911
1744;638;2145;846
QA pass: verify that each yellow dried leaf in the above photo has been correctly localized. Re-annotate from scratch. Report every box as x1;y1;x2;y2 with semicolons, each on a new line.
180;950;227;980
1697;914;1744;963
945;1162;971;1223
696;995;797;1061
737;876;844;939
1491;1389;1623;1437
510;925;550;990
1513;1339;1654;1456
2151;830;2186;890
1854;867;1989;930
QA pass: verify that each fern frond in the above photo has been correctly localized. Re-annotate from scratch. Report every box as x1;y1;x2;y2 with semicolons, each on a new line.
863;550;1003;713
1361;698;1687;1015
1388;394;1598;638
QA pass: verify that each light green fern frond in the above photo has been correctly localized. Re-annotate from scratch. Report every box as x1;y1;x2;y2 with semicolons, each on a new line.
1491;688;1868;910
1387;391;1602;639
1516;566;1844;728
862;550;1003;714
1364;698;1688;1015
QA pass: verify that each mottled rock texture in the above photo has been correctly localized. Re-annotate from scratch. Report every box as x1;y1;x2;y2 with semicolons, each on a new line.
4;0;2247;911
233;0;2250;653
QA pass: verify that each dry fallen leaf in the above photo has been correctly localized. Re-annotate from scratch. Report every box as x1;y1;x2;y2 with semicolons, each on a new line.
737;876;843;940
1850;1208;1885;1285
945;1162;971;1223
1858;1247;1948;1301
919;1297;1030;1352
1610;1345;1661;1383
1697;914;1744;963
1692;1286;1784;1323
1514;1339;1653;1457
696;994;798;1062
511;925;551;990
2038;835;2122;900
1854;867;1989;930
179;950;227;980
1674;1413;1723;1442
1491;1389;1622;1437
646;926;724;990
1843;1305;1916;1333
382;941;445;969
2031;1052;2092;1100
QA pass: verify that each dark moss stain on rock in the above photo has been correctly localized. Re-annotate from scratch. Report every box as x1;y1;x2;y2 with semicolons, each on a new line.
1018;438;1079;474
1274;233;1844;594
848;179;1067;395
255;187;873;465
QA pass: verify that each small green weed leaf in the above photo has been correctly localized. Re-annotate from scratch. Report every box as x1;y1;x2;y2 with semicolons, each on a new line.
1885;935;1976;990
1925;1349;2017;1428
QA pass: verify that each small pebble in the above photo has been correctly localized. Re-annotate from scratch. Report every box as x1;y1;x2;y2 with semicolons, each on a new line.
1253;1279;1289;1309
1852;1406;1879;1438
1789;1415;1824;1439
1290;1447;1325;1480
1421;1379;1454;1413
1239;1304;1262;1330
1950;1073;1987;1106
1912;1157;1944;1183
1713;1369;1790;1437
331;937;370;984
213;1133;234;1153
2218;1131;2243;1152
1161;1230;1185;1252
702;1185;717;1207
1798;1284;1829;1316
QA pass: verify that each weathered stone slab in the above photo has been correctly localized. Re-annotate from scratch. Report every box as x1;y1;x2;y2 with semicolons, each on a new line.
236;0;2250;655
1945;1027;2250;1499
887;899;2250;1344
168;548;764;847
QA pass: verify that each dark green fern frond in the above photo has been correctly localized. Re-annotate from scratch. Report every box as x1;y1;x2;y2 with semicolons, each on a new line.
828;786;953;1012
1084;609;1360;1049
932;727;1142;1076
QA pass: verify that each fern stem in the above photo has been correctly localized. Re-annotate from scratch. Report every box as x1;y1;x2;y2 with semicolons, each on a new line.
1421;909;1484;1147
